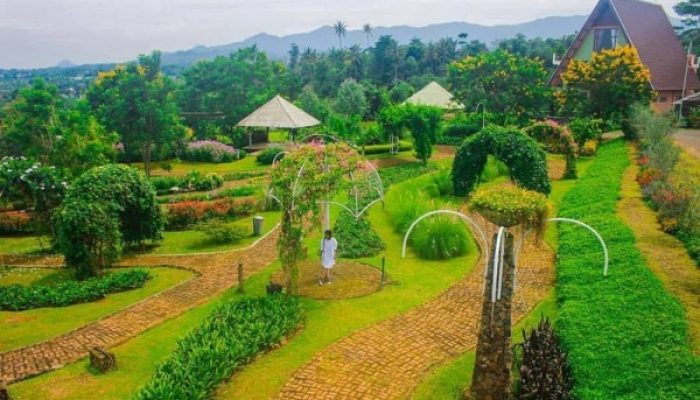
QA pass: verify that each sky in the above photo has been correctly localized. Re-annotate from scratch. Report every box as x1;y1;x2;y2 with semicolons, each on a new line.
0;0;683;69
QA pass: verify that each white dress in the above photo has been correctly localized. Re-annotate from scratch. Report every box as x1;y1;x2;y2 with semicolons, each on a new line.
321;237;338;269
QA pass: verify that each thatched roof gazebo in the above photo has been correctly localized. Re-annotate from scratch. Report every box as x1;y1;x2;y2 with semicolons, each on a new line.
237;95;320;146
404;81;464;110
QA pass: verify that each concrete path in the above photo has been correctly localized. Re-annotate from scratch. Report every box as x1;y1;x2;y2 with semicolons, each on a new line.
674;129;700;159
0;229;279;384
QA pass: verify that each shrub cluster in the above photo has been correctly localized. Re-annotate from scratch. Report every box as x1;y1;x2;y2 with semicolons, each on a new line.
453;126;551;196
194;219;249;244
567;117;603;148
134;295;303;400
362;140;413;155
438;112;492;145
157;185;258;205
222;170;266;182
0;211;32;234
164;197;257;230
409;215;470;260
425;168;453;197
181;140;245;163
150;171;224;195
378;163;437;188
0;269;150;311
333;212;385;258
256;146;286;165
556;140;699;399
525;120;577;178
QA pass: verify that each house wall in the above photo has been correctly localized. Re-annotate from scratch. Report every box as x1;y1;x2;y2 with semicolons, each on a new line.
654;90;684;112
574;27;629;60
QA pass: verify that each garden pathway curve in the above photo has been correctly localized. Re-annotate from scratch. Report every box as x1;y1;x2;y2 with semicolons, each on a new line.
0;229;279;384
277;213;555;400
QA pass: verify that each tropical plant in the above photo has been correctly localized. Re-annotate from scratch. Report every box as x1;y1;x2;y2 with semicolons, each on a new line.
0;269;150;311
452;126;551;196
410;215;470;260
333;20;348;49
363;23;373;48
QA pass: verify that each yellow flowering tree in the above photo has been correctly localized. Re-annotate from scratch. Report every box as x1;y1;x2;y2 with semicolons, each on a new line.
558;46;652;121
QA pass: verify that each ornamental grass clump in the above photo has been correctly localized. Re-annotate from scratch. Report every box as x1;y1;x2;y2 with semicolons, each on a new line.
470;186;549;237
410;216;470;260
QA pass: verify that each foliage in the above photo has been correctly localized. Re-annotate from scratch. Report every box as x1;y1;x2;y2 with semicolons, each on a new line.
557;46;652;122
425;168;453;197
567;117;603;148
87;51;185;176
524;120;578;178
0;157;67;237
378;104;442;164
448;49;551;125
269;143;362;293
556;140;699;399
164;197;257;230
378;163;437;188
334;78;367;117
256;146;286;165
389;81;414;103
452;126;551;196
513;318;574;400
0;269;150;311
333;212;385;258
579;140;598;157
181;140;244;163
410;215;470;260
194;219;249;244
150;171;224;195
296;86;332;122
674;0;700;44
469;186;549;236
362;140;413;155
497;33;576;70
438;112;493;145
56;164;163;278
218;185;257;198
386;190;431;234
134;295;303;400
0;211;32;234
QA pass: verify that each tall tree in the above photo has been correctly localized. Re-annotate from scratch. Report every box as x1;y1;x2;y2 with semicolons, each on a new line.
675;0;700;43
363;23;373;48
87;51;184;176
333;20;348;49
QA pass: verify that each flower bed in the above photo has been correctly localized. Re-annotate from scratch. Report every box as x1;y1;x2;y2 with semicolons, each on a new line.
182;140;245;163
556;140;699;399
164;197;257;230
134;295;303;400
0;269;151;311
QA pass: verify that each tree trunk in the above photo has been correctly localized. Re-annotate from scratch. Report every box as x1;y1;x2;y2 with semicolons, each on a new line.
469;232;515;400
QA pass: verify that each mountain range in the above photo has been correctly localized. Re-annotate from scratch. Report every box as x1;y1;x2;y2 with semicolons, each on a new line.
159;15;588;66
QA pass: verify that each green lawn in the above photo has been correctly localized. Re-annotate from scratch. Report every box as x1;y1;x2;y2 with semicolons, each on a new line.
0;266;192;352
136;156;268;177
0;235;51;255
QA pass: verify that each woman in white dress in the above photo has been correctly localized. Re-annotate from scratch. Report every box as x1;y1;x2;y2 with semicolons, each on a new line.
320;229;338;285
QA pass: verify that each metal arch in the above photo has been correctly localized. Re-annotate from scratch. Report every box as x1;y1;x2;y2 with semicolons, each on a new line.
401;210;490;266
271;151;289;166
317;197;384;220
548;217;609;276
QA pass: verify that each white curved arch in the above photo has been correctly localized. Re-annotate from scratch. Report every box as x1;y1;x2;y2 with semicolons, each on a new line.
271;151;289;166
401;210;489;266
548;217;609;276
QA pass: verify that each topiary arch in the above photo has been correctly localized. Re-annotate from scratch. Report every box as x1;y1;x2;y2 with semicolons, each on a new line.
452;126;551;196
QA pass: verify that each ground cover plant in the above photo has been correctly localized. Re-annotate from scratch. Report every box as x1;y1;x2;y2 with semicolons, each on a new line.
150;171;224;195
556;140;699;399
0;269;150;311
256;146;286;165
133;295;303;400
164;196;257;230
333;212;385;258
181;140;245;163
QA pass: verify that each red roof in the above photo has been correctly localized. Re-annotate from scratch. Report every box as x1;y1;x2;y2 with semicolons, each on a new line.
551;0;700;91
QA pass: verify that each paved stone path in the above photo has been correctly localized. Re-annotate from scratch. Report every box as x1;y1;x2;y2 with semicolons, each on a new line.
277;214;555;400
0;229;279;384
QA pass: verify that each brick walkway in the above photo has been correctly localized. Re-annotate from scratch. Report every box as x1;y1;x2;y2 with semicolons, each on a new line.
0;229;279;384
277;214;555;400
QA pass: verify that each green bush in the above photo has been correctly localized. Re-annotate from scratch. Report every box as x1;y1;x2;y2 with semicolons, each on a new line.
556;140;699;399
452;126;551;196
56;165;163;278
195;219;248;244
362;141;413;155
410;215;470;260
438;112;491;145
333;212;385;258
218;186;257;198
386;190;430;234
150;171;224;195
221;171;266;181
568;117;603;148
469;186;549;233
256;146;286;165
378;163;437;188
0;269;150;311
425;169;453;197
134;295;303;400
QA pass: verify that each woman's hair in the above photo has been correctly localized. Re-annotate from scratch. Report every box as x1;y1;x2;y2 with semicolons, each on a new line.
324;229;332;237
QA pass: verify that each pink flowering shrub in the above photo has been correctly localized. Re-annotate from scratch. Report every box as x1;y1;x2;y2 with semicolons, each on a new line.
182;140;245;163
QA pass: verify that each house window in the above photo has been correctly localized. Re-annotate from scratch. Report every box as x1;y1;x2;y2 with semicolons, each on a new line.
594;28;619;52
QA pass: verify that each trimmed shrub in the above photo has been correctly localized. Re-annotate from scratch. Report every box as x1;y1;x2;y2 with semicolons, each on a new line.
164;197;257;230
452;126;551;196
134;295;303;400
469;186;549;235
256;146;286;165
556;140;699;399
333;212;385;258
0;269;150;311
568;117;603;148
195;219;248;244
438;112;491;145
362;141;413;155
513;318;574;400
182;140;245;163
410;215;470;260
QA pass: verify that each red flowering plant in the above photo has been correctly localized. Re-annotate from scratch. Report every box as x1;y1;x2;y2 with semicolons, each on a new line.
164;197;256;230
0;211;32;234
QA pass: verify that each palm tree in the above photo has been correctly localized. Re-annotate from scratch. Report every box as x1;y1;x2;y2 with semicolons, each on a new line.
363;23;373;48
333;20;348;49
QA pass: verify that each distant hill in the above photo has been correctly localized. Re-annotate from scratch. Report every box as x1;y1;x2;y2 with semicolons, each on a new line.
161;15;588;66
55;59;77;69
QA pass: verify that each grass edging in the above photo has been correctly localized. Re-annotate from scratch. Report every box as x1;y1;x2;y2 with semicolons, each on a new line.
556;139;699;399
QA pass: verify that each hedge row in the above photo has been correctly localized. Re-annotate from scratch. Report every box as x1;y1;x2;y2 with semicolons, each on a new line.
0;269;151;311
361;140;413;155
556;140;699;399
378;163;436;188
134;295;303;400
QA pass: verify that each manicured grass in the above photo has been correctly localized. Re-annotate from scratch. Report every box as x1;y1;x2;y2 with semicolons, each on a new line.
556;140;699;399
412;290;558;400
147;211;280;254
216;171;479;400
135;156;268;177
0;235;50;255
0;266;192;352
